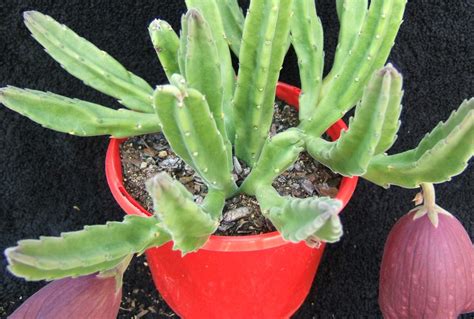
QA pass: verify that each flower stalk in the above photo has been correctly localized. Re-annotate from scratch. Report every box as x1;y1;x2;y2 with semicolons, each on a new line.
412;183;453;227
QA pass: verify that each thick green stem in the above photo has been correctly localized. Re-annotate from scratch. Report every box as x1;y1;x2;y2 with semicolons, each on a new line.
0;87;161;138
148;19;180;81
306;66;400;176
362;98;473;188
24;11;154;113
184;0;237;141
256;185;344;243
233;0;293;166
5;216;169;281
301;0;406;137
153;80;237;195
146;173;223;254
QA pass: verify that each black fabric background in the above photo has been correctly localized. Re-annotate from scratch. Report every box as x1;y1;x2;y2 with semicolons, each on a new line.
0;1;472;318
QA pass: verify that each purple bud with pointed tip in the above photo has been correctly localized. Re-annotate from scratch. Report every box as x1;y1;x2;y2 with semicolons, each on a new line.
8;274;122;319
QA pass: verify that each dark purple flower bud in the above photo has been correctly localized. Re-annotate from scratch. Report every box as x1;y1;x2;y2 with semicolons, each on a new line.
9;274;122;319
379;210;474;319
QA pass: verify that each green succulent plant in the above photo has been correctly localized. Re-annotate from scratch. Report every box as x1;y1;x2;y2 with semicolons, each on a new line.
2;0;473;285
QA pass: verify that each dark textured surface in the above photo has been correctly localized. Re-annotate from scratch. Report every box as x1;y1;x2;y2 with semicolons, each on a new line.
0;1;472;318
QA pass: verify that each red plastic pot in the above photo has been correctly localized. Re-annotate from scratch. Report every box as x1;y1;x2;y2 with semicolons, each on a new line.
105;82;358;318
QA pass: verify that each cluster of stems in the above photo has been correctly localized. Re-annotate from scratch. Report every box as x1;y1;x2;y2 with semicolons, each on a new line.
1;0;472;282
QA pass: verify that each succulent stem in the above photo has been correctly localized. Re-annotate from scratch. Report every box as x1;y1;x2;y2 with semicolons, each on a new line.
256;185;344;244
184;0;237;140
146;173;222;254
179;9;228;141
301;0;406;137
290;0;324;121
215;0;245;56
306;65;401;176
241;128;304;195
5;216;169;281
148;19;180;81
233;0;293;165
0;87;161;137
153;79;237;195
24;11;154;113
363;98;474;188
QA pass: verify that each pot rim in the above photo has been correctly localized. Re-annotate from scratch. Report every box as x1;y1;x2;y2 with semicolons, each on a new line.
105;82;358;252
